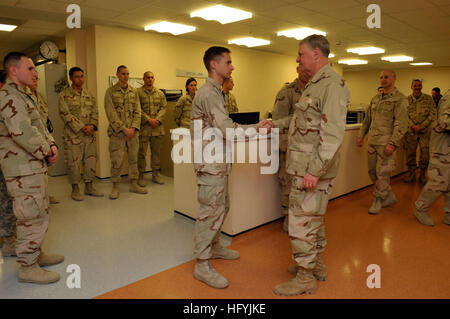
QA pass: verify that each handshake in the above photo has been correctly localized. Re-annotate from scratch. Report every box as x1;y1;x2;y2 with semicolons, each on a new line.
256;119;274;135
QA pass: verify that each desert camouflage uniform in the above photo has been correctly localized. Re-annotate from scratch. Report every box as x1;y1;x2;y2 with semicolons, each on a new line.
174;94;193;129
0;80;54;266
104;83;141;182
58;86;99;184
191;77;255;260
358;88;408;200
405;93;436;170
415;90;450;215
273;64;350;271
272;79;303;218
137;86;167;173
0;169;15;238
224;92;239;113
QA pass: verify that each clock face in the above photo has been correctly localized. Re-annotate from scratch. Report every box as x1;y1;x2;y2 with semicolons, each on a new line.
39;41;59;60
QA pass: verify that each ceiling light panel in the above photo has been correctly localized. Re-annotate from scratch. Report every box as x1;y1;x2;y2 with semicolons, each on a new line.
144;21;196;35
410;62;432;66
228;37;270;47
190;5;252;24
0;24;17;32
347;47;385;55
277;27;326;40
381;56;414;62
338;59;368;65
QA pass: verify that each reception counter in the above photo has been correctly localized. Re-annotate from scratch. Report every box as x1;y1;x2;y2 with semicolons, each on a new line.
173;124;407;236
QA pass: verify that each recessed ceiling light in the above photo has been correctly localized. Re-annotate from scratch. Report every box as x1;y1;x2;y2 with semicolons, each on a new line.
228;37;270;48
381;55;413;62
144;21;196;35
0;24;17;32
277;27;326;40
329;53;335;58
190;5;252;24
338;59;368;65
410;62;433;66
347;46;385;55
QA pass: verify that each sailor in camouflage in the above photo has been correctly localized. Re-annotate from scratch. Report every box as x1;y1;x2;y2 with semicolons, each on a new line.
357;70;408;215
137;71;167;186
59;67;103;201
414;89;450;226
104;65;147;199
271;65;306;232
404;79;436;184
272;35;350;296
222;77;239;113
0;52;64;284
174;77;197;129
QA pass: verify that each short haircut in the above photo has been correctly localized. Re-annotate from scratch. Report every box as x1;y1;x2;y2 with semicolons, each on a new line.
0;69;6;84
117;65;127;73
203;46;230;72
299;34;330;57
69;66;84;78
143;71;154;78
411;79;422;85
3;51;28;72
432;87;440;94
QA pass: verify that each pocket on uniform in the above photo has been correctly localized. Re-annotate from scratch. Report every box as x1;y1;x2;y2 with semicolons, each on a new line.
13;193;45;220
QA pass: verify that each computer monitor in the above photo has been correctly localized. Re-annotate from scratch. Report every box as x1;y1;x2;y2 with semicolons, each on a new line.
229;112;260;125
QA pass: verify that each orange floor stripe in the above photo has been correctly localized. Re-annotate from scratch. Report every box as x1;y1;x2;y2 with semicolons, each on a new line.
96;175;450;299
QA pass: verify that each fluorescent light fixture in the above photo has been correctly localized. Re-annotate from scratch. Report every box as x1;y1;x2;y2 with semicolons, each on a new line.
277;27;326;40
381;55;413;62
347;46;385;55
410;62;432;66
190;5;252;24
329;53;335;58
0;24;17;32
228;37;270;48
144;21;196;35
338;59;368;65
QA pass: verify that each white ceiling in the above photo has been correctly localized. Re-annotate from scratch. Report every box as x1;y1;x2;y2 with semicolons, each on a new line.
0;0;449;71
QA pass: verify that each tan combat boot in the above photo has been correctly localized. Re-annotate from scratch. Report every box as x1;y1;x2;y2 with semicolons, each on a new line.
152;171;164;185
49;195;59;204
18;263;60;284
403;168;416;183
368;197;382;215
38;252;65;267
443;212;450;225
138;173;147;187
381;191;397;208
414;209;434;226
109;182;120;200
71;184;83;201
130;179;148;194
84;182;104;197
193;259;228;289
419;169;427;185
211;245;240;260
288;254;327;281
1;236;16;257
274;267;317;296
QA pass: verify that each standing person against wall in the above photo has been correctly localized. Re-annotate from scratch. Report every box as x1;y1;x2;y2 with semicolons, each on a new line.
59;66;103;201
174;77;197;129
104;65;147;199
137;71;167;186
403;79;436;184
